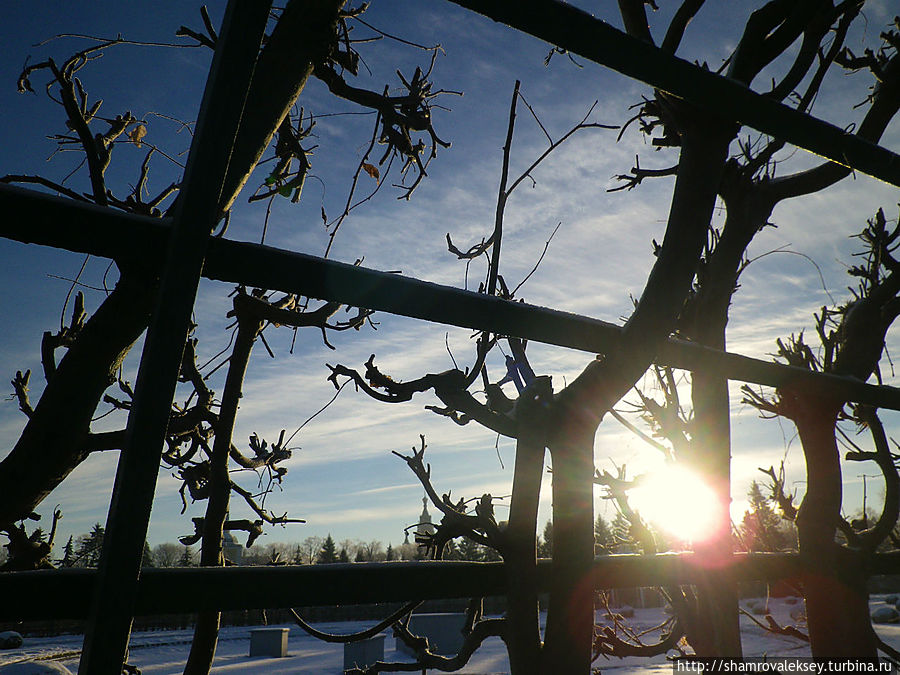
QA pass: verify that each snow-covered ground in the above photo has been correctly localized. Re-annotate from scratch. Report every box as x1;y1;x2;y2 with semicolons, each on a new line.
2;597;900;674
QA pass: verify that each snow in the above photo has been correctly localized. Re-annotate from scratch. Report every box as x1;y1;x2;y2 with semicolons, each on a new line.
2;597;900;674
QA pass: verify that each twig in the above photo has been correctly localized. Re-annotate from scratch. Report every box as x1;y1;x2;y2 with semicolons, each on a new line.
738;607;809;642
284;379;349;446
511;222;561;298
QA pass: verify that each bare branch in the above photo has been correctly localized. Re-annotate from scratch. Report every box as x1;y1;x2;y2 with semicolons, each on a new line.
661;0;705;54
10;370;33;418
848;406;900;553
350;614;505;674
739;607;809;642
758;465;798;521
289;601;422;643
392;435;503;556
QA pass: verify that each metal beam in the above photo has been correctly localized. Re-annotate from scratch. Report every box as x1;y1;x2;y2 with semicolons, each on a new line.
206;238;900;409
3;183;900;410
4;552;899;621
78;3;272;673
447;0;900;188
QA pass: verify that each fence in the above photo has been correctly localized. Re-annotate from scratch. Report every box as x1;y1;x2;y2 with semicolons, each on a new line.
2;0;900;672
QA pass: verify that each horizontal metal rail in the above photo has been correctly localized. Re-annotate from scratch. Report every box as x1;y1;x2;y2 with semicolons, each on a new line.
3;183;900;409
2;552;898;621
448;0;900;188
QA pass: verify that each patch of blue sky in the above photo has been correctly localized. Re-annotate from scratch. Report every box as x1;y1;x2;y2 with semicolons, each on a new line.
0;1;897;552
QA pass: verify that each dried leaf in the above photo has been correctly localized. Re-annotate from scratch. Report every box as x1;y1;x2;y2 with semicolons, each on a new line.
129;123;147;147
362;162;380;181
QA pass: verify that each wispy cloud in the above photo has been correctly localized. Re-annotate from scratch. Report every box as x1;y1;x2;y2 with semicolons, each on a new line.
2;2;898;553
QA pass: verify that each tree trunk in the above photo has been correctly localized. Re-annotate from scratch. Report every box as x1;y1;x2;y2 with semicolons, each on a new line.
687;368;742;656
504;432;544;675
542;424;596;675
542;113;735;672
684;238;750;656
0;268;155;526
183;305;261;675
788;389;878;657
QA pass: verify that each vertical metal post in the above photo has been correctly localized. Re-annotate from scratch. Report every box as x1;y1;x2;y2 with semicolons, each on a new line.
79;2;272;672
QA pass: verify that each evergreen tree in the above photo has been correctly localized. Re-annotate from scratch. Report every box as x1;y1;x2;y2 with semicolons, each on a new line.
481;545;502;561
458;537;483;561
338;547;350;563
60;535;75;567
141;540;155;568
76;523;105;567
537;520;553;557
292;544;304;565
740;481;787;552
442;539;462;560
385;544;396;561
611;511;634;553
178;545;195;567
317;534;338;564
595;514;615;554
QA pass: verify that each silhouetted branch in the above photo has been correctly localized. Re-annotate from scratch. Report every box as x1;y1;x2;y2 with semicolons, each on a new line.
848;406;900;553
179;516;267;549
739;607;809;643
393;435;502;556
289;600;422;643
10;370;33;418
349;612;505;674
758;465;798;521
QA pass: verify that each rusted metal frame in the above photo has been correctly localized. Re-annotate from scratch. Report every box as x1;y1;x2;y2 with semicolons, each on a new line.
5;552;900;621
447;0;900;188
78;2;272;673
3;184;900;410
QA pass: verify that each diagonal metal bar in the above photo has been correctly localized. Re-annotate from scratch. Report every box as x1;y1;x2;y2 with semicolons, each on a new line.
77;2;272;673
4;184;900;410
447;0;900;188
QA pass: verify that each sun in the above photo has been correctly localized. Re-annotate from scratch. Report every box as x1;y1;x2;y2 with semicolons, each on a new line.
628;465;723;544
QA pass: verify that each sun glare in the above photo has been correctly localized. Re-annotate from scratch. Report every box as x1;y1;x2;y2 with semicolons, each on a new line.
628;465;723;544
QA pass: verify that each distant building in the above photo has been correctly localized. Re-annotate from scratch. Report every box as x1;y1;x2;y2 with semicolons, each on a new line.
399;496;437;560
416;496;436;540
223;529;243;565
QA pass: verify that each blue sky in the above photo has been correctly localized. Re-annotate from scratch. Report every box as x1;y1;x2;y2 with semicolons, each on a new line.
1;1;899;556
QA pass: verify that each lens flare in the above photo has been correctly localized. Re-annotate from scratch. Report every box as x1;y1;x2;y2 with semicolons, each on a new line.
628;465;722;543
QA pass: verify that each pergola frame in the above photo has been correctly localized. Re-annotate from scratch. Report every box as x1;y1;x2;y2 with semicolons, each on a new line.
2;0;900;671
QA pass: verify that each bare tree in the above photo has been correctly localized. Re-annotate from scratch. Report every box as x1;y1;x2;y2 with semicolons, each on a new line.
0;0;453;549
324;3;900;672
152;542;183;568
2;5;459;675
745;207;900;657
326;61;727;669
608;0;900;656
298;536;326;565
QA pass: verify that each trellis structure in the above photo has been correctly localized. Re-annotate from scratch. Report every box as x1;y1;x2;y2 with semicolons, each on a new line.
2;0;900;672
